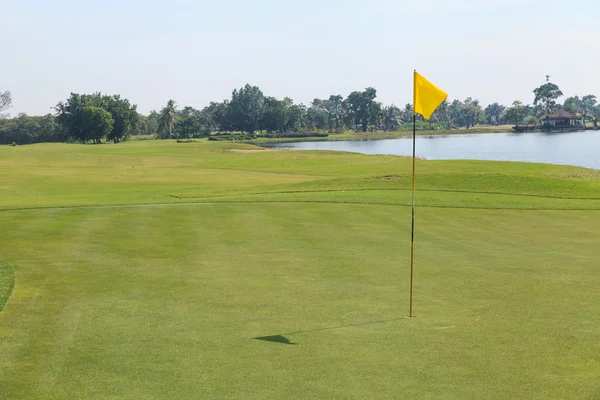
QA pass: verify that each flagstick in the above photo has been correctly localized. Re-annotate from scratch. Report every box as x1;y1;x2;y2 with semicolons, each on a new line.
409;70;417;319
407;70;447;319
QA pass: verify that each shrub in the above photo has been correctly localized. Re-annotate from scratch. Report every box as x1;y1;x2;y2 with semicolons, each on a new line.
209;133;256;141
263;132;328;138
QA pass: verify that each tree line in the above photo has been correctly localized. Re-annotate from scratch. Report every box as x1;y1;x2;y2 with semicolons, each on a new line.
1;91;139;145
1;81;599;145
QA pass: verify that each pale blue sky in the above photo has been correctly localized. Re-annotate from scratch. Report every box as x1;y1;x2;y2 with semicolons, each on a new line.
2;0;599;115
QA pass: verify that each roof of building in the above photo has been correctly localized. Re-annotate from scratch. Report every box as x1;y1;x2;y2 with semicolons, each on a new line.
543;109;582;120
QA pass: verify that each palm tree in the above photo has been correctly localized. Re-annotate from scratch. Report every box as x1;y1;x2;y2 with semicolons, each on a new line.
431;99;449;128
591;105;600;129
323;95;345;133
484;103;506;126
463;98;482;129
157;100;177;139
382;105;402;131
402;103;413;123
580;95;598;128
53;101;69;142
581;95;597;116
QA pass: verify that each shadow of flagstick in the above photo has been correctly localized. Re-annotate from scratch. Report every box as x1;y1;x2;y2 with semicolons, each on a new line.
254;317;409;345
254;335;297;345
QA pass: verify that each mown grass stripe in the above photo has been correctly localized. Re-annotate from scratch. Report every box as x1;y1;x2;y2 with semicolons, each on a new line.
4;185;600;214
0;261;15;312
175;187;600;201
1;199;600;214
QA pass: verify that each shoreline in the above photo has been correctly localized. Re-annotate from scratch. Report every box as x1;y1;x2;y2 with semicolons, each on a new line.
246;125;515;145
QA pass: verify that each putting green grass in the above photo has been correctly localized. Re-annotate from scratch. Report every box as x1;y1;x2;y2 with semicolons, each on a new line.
1;141;599;399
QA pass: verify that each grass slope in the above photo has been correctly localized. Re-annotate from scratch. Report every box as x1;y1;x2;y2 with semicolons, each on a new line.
1;141;599;399
1;141;599;211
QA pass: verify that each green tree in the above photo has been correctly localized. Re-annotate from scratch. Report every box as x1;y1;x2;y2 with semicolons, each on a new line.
326;95;346;133
590;105;600;129
135;111;159;135
563;96;581;114
505;101;527;126
581;95;597;114
157;100;177;139
306;106;329;131
312;95;348;133
484;103;506;126
345;87;379;132
204;101;231;133
381;105;402;131
0;114;61;145
173;106;211;138
228;84;265;134
561;94;597;126
62;93;87;142
104;95;138;143
430;100;450;128
399;103;416;125
284;102;308;133
57;92;137;143
53;101;69;142
174;106;199;138
463;98;483;129
81;106;114;144
530;104;545;119
446;100;465;128
523;115;540;125
581;95;598;127
533;82;563;116
262;97;289;133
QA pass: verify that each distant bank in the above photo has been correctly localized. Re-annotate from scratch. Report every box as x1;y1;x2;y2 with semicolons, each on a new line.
247;125;516;145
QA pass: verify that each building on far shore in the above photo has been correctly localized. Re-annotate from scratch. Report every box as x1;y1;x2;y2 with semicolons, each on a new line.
541;109;585;132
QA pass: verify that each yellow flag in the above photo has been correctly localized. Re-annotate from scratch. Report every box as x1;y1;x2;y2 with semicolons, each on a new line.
414;71;448;120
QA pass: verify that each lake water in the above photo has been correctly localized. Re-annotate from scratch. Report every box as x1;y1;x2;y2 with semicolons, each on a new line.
265;130;600;170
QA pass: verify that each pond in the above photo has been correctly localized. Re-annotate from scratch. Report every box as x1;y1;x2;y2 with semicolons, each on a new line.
265;130;600;170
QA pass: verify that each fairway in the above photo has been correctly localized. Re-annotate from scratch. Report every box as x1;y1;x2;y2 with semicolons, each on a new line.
1;141;600;399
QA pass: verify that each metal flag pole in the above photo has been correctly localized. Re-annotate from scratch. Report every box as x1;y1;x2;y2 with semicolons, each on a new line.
409;70;417;319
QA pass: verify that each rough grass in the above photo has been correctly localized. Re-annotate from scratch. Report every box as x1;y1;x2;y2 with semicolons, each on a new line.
0;141;599;399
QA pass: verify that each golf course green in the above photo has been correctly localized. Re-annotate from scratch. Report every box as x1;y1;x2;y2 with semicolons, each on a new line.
1;140;599;399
